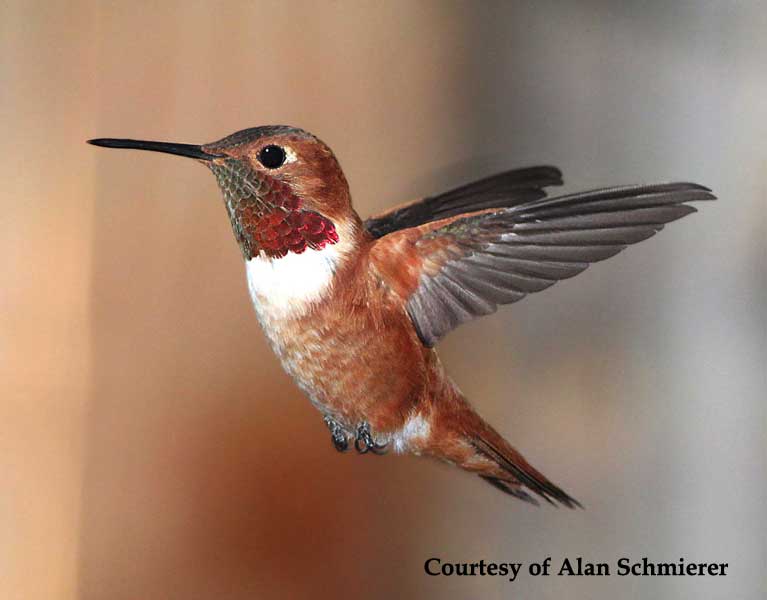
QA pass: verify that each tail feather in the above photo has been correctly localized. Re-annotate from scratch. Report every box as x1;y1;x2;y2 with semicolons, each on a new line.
471;436;582;509
479;475;541;506
424;388;582;508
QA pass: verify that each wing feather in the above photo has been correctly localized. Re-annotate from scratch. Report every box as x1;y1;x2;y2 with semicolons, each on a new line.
371;181;715;347
364;166;563;238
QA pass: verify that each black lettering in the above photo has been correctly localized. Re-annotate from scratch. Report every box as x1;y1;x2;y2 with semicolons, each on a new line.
558;558;575;576
657;562;676;576
641;557;653;576
540;556;552;576
616;558;630;575
424;558;440;576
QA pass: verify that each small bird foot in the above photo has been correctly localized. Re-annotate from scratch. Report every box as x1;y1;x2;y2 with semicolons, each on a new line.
324;415;350;453
354;422;388;455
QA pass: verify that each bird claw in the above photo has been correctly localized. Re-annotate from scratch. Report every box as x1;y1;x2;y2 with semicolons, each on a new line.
324;415;350;453
354;421;388;455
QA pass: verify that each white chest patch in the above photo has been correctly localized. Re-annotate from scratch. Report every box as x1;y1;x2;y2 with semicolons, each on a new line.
246;245;341;321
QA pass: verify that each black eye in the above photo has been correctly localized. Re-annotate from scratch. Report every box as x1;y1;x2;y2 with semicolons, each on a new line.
258;145;286;169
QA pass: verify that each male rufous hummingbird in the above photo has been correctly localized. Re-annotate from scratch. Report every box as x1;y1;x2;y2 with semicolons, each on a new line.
89;126;714;507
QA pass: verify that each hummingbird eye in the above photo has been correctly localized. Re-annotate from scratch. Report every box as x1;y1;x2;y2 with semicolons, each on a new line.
258;145;287;169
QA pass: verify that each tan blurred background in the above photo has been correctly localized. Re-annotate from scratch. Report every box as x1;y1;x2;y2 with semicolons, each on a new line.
2;1;765;599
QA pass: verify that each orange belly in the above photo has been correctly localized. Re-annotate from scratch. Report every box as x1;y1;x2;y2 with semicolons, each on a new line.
257;293;431;433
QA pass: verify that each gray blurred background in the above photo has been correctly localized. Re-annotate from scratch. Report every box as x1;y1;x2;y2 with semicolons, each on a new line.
1;1;765;599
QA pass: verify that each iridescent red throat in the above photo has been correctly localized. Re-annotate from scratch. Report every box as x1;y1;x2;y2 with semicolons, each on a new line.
243;206;339;259
209;159;339;260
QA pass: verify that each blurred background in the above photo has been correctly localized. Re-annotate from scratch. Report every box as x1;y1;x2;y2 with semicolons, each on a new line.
1;1;765;599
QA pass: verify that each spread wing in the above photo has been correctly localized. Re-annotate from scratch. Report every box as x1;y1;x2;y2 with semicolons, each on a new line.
370;182;715;347
364;166;563;238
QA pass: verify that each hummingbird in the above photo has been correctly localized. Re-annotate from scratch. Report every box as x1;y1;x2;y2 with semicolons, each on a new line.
88;126;714;507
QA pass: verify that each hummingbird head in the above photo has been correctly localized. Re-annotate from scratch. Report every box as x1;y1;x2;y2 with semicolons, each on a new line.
89;126;359;260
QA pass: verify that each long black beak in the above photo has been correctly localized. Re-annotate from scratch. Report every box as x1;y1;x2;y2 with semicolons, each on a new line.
87;138;223;161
